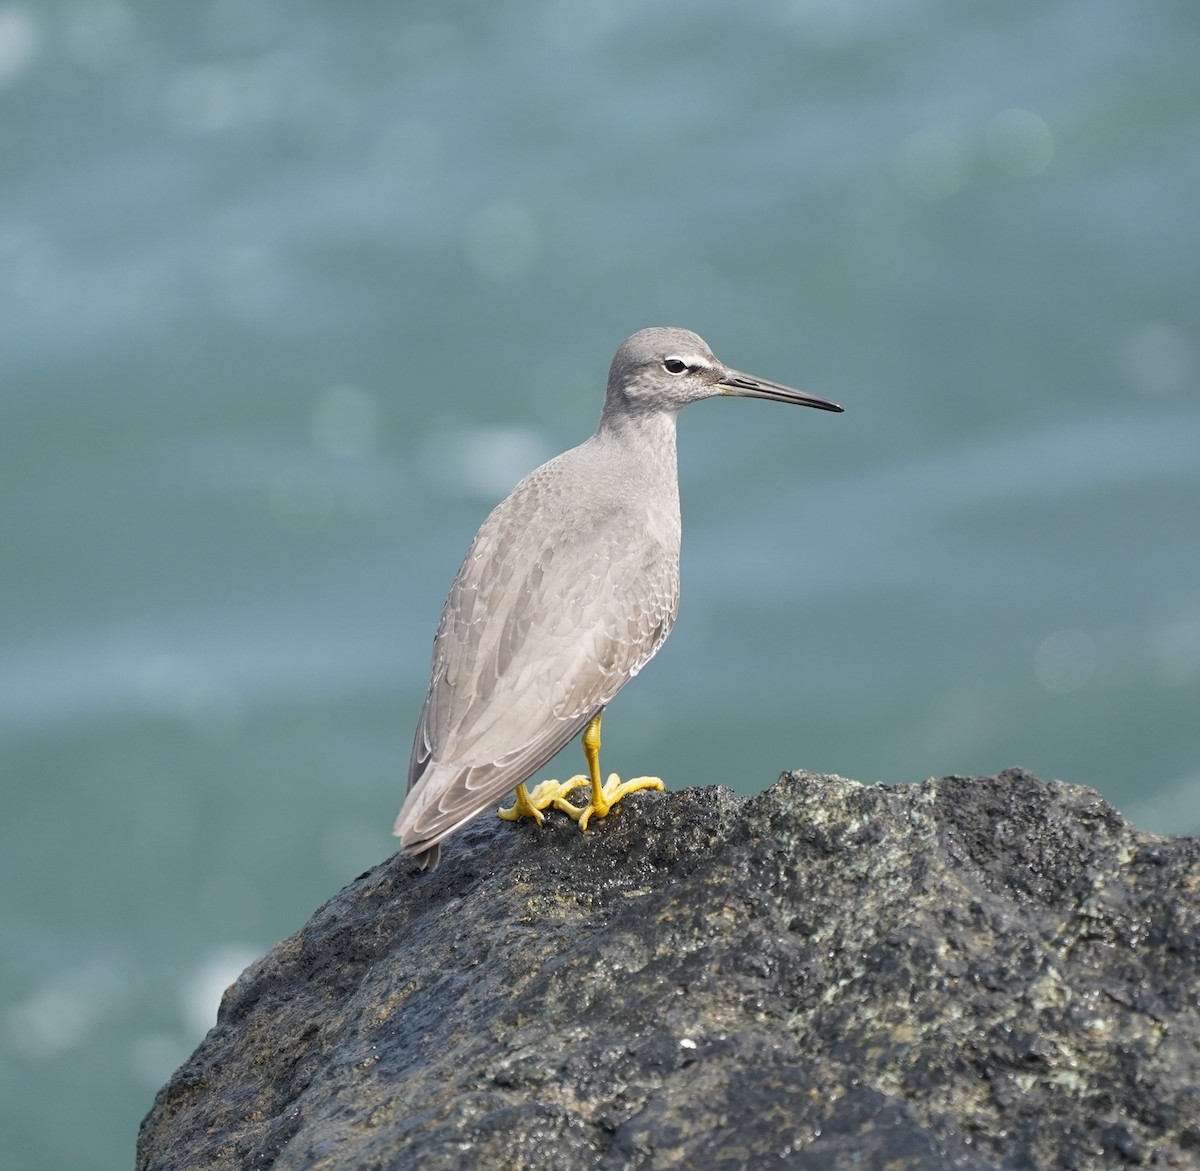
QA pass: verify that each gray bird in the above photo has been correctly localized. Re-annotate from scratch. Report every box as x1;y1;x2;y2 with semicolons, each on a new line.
394;327;842;868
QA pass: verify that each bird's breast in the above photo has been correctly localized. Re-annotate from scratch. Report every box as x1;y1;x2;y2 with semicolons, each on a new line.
641;498;681;563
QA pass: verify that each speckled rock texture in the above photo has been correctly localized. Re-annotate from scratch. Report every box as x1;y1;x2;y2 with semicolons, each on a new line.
137;769;1200;1171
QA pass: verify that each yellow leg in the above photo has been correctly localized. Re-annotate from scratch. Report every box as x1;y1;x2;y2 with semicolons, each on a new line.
497;711;664;829
556;710;664;831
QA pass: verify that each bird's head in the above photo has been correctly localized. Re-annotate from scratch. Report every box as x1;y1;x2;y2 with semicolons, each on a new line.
604;326;843;418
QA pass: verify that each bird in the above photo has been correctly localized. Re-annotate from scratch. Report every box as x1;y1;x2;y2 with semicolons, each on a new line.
393;327;843;869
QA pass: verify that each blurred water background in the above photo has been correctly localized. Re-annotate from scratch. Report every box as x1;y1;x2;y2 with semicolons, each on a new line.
2;1;1198;1166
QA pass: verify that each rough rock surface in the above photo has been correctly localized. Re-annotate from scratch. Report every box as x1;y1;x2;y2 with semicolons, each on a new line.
138;769;1200;1170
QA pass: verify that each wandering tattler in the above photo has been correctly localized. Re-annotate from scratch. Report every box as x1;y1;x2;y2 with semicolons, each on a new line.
394;327;842;868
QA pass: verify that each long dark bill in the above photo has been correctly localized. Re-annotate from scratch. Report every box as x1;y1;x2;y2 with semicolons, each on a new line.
718;370;844;413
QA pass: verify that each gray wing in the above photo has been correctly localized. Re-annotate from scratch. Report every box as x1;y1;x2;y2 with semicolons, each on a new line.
397;476;679;852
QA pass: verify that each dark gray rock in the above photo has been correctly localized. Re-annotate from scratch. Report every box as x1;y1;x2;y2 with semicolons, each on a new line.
137;769;1200;1170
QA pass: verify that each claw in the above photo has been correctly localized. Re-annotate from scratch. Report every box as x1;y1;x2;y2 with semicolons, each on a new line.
559;773;665;831
497;776;589;823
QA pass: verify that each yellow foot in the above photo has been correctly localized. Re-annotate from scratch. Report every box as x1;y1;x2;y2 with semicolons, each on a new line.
558;773;665;831
497;776;589;824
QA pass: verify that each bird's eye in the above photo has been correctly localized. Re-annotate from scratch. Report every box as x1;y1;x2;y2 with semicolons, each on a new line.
663;358;687;374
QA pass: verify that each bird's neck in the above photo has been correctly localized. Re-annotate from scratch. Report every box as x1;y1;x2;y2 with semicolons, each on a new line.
594;408;679;484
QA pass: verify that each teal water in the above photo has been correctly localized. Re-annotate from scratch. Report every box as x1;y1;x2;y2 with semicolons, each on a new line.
2;2;1198;1167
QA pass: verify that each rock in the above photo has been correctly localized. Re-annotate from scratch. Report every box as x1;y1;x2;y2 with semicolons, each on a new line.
137;769;1200;1170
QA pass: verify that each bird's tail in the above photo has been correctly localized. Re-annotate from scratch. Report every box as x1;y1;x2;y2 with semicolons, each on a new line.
392;762;468;870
